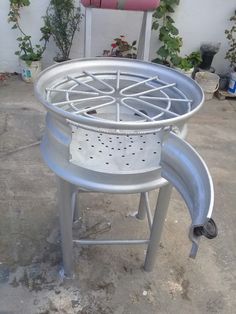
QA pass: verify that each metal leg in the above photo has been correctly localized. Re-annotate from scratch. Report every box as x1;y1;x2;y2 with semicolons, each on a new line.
137;11;153;61
72;190;80;222
84;8;92;58
144;184;173;272
57;177;76;278
136;192;147;220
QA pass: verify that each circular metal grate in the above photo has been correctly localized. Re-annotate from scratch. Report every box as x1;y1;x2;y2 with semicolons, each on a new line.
35;58;204;132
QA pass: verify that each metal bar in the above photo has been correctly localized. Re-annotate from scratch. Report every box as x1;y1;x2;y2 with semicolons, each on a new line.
155;77;192;112
57;177;76;278
121;101;155;121
116;103;120;122
72;191;80;222
68;75;113;95
144;192;153;230
140;96;193;103
73;239;149;245
144;184;173;272
137;12;146;60
134;98;179;118
84;7;92;57
83;71;115;93
142;11;153;61
52;95;112;107
136;192;146;220
46;88;99;96
121;83;176;97
120;76;158;95
116;70;120;90
74;99;115;114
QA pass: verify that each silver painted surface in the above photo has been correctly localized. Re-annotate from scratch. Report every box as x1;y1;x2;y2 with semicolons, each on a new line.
35;58;214;275
161;133;214;257
35;58;204;131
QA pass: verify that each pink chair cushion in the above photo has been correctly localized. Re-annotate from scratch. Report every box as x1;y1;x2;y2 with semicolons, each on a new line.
81;0;160;11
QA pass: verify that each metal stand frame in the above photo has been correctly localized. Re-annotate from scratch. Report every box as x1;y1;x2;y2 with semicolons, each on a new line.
84;8;153;61
51;7;174;278
57;176;172;278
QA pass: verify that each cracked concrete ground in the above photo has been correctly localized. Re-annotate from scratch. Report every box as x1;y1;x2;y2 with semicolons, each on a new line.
0;75;235;313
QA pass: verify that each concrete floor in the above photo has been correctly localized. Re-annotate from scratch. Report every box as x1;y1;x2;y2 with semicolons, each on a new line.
0;75;235;314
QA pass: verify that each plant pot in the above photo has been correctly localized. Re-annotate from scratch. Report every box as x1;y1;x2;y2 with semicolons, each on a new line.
228;71;236;94
53;57;70;64
199;52;216;70
175;67;194;78
19;59;42;83
195;72;220;101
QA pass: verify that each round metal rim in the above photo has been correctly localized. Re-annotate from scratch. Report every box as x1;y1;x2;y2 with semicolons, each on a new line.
34;58;205;131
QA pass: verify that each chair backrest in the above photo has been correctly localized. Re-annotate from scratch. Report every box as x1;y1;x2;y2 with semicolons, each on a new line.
81;0;160;11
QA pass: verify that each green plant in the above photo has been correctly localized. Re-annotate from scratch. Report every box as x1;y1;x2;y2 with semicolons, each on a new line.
172;51;202;70
152;0;182;65
8;0;50;65
103;35;137;58
225;10;236;70
43;0;82;62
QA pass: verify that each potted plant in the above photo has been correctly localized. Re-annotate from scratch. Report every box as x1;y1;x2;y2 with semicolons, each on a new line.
172;51;202;77
198;42;221;71
43;0;82;63
103;35;137;59
152;0;182;66
8;0;50;83
225;10;236;94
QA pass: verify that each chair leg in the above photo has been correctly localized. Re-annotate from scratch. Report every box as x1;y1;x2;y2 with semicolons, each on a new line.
137;11;153;61
72;190;80;222
136;192;147;220
144;184;173;272
84;7;92;57
57;177;76;278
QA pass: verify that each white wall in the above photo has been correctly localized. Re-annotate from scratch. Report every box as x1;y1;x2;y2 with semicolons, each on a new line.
0;0;235;74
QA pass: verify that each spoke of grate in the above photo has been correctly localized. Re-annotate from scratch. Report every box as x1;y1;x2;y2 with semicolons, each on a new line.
116;70;120;90
73;99;116;115
120;100;155;121
83;71;115;94
139;90;173;120
155;77;192;112
122;83;176;97
140;95;192;103
46;88;99;96
130;97;179;118
120;77;176;97
68;75;112;95
120;76;158;95
52;95;113;107
116;103;120;122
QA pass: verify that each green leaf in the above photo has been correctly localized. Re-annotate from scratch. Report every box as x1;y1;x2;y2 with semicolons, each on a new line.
12;24;17;29
169;25;179;35
157;46;169;59
152;21;159;30
166;16;174;24
166;5;174;13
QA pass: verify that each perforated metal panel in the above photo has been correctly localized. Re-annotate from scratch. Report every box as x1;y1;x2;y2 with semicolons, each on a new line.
70;126;162;173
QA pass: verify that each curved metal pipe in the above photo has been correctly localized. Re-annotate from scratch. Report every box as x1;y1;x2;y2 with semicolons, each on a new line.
161;132;215;258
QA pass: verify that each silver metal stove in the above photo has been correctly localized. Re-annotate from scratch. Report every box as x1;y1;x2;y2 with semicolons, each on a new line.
35;58;217;278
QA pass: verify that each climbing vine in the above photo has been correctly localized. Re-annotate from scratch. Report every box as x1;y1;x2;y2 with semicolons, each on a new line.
152;0;182;65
